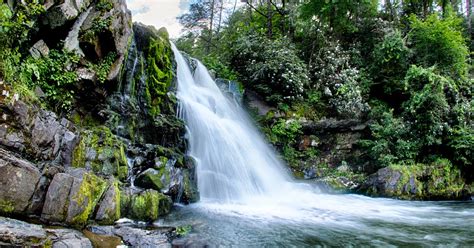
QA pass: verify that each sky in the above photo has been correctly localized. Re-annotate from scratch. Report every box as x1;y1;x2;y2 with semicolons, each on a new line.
126;0;190;38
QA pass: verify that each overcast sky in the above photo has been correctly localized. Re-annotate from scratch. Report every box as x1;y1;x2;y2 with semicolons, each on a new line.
126;0;190;38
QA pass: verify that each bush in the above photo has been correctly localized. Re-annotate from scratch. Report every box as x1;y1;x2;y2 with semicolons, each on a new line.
408;12;469;79
371;30;411;95
231;34;309;104
402;66;450;147
310;41;368;119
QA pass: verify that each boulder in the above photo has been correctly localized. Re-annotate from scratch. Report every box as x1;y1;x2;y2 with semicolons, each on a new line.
121;189;172;222
44;0;93;29
42;173;75;223
95;179;121;224
135;168;170;192
0;148;41;214
114;226;173;248
29;40;50;59
0;217;49;247
65;169;108;228
46;228;93;248
359;159;468;200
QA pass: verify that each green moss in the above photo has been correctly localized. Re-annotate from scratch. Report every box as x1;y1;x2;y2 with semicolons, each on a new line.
69;173;108;227
145;31;173;117
97;180;121;224
72;126;128;180
129;190;172;221
0;200;15;214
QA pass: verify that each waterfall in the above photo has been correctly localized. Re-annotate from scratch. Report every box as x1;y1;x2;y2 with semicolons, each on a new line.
172;44;296;203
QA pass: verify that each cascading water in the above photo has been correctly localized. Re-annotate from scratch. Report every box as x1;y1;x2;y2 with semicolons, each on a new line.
173;43;297;203
169;44;474;247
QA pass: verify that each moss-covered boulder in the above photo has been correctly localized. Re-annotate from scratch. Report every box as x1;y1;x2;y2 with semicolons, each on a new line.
72;126;128;180
120;189;172;222
360;159;468;200
66;170;108;228
135;168;170;192
95;178;121;225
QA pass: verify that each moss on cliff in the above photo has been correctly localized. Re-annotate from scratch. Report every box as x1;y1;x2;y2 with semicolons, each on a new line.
128;189;172;221
145;31;173;117
72;126;128;181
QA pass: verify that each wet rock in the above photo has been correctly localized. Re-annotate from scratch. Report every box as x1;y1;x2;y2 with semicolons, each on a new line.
46;228;93;248
29;40;50;59
0;148;41;214
121;189;172;222
72;126;128;180
360;160;468;200
0;217;49;246
83;229;122;248
135;168;170;192
64;6;92;56
114;225;173;248
95;179;121;225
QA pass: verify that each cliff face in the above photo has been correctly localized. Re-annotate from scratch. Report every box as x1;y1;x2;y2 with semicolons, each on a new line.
0;0;197;229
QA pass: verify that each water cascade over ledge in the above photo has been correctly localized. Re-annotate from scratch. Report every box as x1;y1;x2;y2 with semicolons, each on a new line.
169;44;474;246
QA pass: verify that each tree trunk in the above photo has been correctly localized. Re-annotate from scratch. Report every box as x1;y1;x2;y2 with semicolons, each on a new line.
207;0;216;53
267;0;273;39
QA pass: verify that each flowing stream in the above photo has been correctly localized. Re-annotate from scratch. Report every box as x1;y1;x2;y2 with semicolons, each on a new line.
168;44;474;247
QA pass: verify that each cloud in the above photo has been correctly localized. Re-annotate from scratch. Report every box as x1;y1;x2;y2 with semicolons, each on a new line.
126;0;189;38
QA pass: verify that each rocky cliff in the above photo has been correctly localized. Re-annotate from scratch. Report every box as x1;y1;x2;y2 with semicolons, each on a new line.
0;0;197;237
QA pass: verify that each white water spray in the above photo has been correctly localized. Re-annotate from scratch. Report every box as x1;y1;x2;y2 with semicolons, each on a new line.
172;44;297;203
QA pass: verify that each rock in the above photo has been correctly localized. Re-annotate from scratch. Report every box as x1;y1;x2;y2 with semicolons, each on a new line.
95;179;121;224
135;168;170;192
359;159;468;200
44;0;93;29
29;40;50;59
72;126;128;180
46;228;93;248
65;169;108;228
0;217;49;246
27;175;51;215
42;173;75;223
121;189;172;222
64;6;92;56
114;225;173;248
0;148;41;214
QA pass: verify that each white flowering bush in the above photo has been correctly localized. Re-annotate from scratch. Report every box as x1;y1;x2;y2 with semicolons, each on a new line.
231;35;309;104
310;41;368;119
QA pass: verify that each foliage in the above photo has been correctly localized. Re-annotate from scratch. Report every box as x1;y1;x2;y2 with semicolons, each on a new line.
231;34;309;104
96;0;114;12
408;12;469;79
402;66;450;147
176;225;192;236
310;41;369;118
371;30;411;96
20;49;80;112
88;52;117;83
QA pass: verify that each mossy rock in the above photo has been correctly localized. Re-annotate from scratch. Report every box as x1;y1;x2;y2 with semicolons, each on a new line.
72;126;128;181
134;168;170;192
95;179;121;225
66;172;108;228
361;159;467;200
127;189;172;221
181;169;199;204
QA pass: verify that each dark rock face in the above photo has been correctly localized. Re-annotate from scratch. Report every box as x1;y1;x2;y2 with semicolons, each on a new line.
0;148;41;214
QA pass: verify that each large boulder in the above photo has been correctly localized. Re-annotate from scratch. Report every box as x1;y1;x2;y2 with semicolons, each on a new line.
0;148;41;215
359;159;469;200
95;179;121;225
0;217;49;247
120;189;172;222
42;169;109;227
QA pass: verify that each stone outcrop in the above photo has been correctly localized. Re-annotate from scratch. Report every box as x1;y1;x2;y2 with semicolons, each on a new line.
0;0;197;231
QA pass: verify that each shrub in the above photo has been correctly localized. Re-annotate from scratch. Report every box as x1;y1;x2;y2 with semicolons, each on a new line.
408;12;469;79
231;34;309;104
